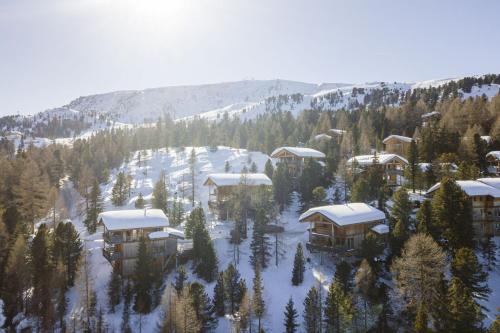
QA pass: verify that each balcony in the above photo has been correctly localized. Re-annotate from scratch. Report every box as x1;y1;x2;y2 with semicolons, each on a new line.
102;247;122;261
104;232;124;244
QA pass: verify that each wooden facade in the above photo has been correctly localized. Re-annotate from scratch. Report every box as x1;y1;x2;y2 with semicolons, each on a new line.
271;148;324;178
486;153;500;176
383;136;412;157
102;225;179;276
300;212;386;253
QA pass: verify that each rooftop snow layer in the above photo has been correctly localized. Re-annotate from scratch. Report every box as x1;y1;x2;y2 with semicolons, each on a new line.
270;146;326;158
371;224;390;234
382;134;413;143
148;228;185;240
426;180;500;198
299;203;386;226
477;178;500;190
347;153;408;166
486;151;500;160
99;209;169;231
204;173;272;187
314;134;333;141
421;111;441;119
328;129;346;135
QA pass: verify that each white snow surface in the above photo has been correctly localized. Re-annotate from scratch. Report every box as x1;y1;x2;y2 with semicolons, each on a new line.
270;146;326;158
427;180;500;198
477;177;500;190
486;151;500;160
382;134;413;143
348;153;408;166
98;209;169;231
204;173;272;187
299;203;386;226
371;224;390;234
148;228;185;240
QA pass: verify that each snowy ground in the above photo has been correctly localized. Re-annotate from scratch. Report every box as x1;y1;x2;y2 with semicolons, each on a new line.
53;145;499;332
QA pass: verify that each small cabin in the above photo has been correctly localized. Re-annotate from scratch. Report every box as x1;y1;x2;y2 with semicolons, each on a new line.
382;135;413;157
426;180;500;237
203;173;272;219
421;111;441;127
347;153;408;186
299;203;387;253
270;147;325;178
486;151;500;176
99;209;184;276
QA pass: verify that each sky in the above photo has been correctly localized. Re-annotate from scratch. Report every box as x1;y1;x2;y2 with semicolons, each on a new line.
0;0;499;116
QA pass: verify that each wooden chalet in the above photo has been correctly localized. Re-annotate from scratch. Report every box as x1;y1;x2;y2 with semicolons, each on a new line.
270;146;325;178
99;209;184;276
299;203;387;254
347;153;408;186
486;151;500;176
421;111;441;127
382;135;413;157
427;179;500;237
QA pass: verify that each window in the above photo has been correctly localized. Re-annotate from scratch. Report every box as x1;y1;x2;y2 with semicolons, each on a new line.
347;238;354;249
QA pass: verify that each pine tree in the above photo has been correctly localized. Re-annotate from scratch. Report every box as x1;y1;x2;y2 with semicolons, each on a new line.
213;271;225;316
192;208;218;282
264;159;274;179
391;234;446;314
253;265;265;331
406;139;419;192
133;237;154;314
170;194;184;227
134;192;145;209
250;208;271;269
107;264;121;313
324;280;354;333
52;221;82;287
184;206;205;239
431;177;474;251
303;286;321;333
447;277;484;332
188;282;216;331
430;273;451;333
31;224;55;330
284;297;299;333
334;260;352;293
291;243;305;285
84;179;103;234
111;171;128;206
152;170;168;213
174;265;187;296
224;264;246;314
416;199;433;235
273;162;292;211
298;159;324;208
451;247;490;300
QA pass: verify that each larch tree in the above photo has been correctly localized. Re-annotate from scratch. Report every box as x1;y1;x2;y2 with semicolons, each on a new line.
391;234;446;315
354;259;375;332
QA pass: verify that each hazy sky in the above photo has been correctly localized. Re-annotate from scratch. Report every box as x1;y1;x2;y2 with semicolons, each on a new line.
1;0;499;115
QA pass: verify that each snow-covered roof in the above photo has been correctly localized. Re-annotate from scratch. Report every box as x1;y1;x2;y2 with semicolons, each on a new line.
313;134;332;141
477;178;500;190
418;162;458;172
270;147;326;159
371;224;390;235
382;135;413;144
347;153;408;166
486;151;500;160
421;111;441;119
203;173;272;187
426;180;500;198
328;129;346;135
148;227;185;240
481;135;492;143
299;203;386;227
99;209;169;231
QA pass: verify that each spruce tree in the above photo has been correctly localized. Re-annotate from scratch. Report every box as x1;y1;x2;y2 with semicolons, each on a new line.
291;243;305;286
416;199;433;235
431;273;451;333
223;264;246;314
152;170;168;213
250;208;271;269
52;221;82;287
184;206;205;239
173;265;187;296
213;271;225;316
324;280;354;333
192;209;218;282
273;162;292;211
253;265;265;332
133;237;154;314
303;286;321;333
107;264;121;313
264;159;274;179
188;282;216;331
134;192;145;209
334;260;352;293
447;277;484;332
451;247;490;300
284;297;299;333
431;177;474;251
111;171;127;206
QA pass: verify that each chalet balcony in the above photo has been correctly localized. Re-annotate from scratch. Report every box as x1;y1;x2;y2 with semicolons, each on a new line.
104;232;125;244
307;232;356;255
102;247;122;261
